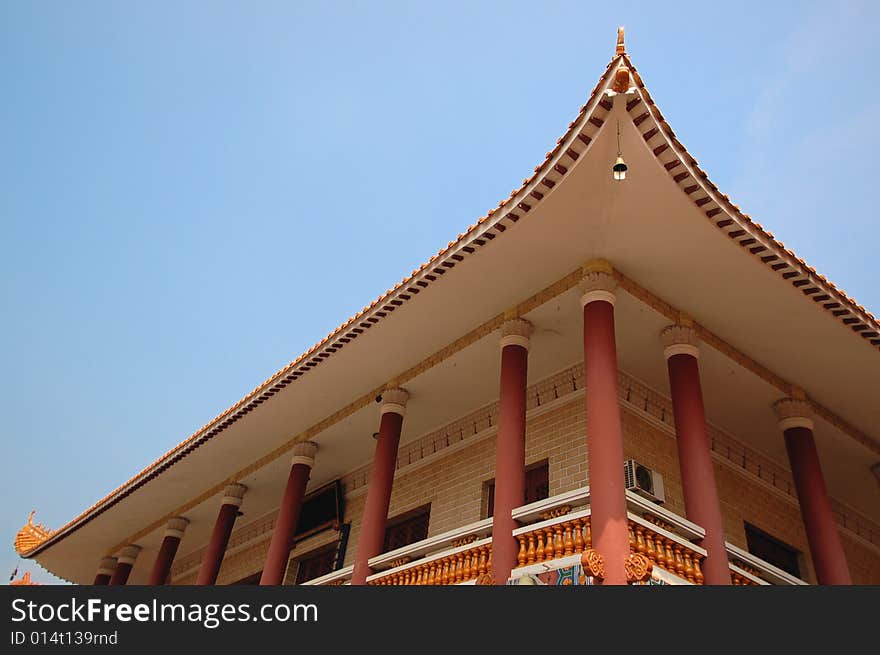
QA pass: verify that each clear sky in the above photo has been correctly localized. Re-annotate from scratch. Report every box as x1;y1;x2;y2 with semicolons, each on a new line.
2;2;878;584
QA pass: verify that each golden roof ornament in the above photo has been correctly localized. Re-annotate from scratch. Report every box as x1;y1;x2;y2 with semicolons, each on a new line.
611;27;631;93
14;510;54;556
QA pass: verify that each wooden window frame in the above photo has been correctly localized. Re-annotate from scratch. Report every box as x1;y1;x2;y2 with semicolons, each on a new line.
483;459;550;519
743;522;803;578
383;504;431;553
292;543;339;585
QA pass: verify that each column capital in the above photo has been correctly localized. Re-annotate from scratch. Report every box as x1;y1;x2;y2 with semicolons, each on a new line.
499;318;532;351
661;324;700;359
97;556;118;576
773;397;814;432
291;441;318;468
164;516;189;540
117;545;141;566
579;266;617;307
379;387;409;417
222;483;248;507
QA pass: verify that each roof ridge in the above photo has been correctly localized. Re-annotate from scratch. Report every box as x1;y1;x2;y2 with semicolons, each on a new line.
619;54;879;343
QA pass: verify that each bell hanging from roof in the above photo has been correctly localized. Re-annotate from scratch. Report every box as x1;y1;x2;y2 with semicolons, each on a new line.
613;155;628;181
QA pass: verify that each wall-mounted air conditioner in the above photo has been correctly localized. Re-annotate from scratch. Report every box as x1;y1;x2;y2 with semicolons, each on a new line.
623;459;665;504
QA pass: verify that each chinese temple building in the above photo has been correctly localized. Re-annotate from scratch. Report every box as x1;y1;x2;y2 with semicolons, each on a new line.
15;29;879;586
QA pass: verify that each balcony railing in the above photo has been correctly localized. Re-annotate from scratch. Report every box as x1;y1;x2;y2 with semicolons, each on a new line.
366;519;493;585
306;487;808;586
726;542;808;586
508;488;707;585
301;564;353;586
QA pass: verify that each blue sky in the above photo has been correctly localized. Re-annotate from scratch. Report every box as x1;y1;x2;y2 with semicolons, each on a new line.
2;2;878;584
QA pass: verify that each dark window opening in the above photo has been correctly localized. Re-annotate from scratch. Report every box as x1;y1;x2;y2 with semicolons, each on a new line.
484;460;550;519
230;571;262;585
294;545;338;585
744;523;801;577
383;504;431;552
294;479;344;541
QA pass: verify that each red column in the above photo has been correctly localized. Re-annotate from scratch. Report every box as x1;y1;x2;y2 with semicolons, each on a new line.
260;443;317;585
109;545;141;586
581;265;628;585
775;398;852;585
662;324;731;585
196;483;247;585
93;557;117;586
491;318;531;584
351;387;409;585
148;517;189;585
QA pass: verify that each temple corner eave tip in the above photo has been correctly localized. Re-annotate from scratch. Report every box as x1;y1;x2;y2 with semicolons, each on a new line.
13;510;53;557
616;26;626;55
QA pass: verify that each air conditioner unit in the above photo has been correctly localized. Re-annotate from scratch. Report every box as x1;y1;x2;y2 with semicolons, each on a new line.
623;459;665;504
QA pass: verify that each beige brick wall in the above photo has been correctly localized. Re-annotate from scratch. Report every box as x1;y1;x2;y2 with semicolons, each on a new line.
619;407;880;584
339;395;879;583
179;389;880;585
175;520;346;586
340;396;588;568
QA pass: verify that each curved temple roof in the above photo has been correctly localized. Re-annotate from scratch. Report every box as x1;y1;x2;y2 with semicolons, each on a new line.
16;28;879;561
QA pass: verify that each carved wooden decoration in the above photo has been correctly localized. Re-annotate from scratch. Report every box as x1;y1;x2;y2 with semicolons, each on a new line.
539;505;572;521
625;552;653;583
612;66;631;93
580;548;605;580
475;572;495;586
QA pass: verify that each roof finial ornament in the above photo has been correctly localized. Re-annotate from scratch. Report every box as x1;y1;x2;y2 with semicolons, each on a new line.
15;510;53;556
611;26;631;93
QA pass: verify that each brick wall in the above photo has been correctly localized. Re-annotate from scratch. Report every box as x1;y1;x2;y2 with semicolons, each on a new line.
175;368;880;586
344;395;878;584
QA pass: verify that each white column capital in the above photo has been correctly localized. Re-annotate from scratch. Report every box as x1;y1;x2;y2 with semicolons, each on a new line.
499;318;532;351
773;398;814;432
661;324;700;359
97;556;118;576
380;387;409;417
164;516;189;540
222;483;248;507
291;441;318;468
579;266;617;307
117;545;141;566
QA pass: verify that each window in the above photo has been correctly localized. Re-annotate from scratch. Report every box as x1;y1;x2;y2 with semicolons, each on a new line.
383;504;431;552
484;460;550;519
294;480;344;540
230;571;262;585
744;523;801;577
294;545;338;585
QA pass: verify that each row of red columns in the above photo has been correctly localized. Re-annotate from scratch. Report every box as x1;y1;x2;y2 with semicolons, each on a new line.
486;261;850;585
92;262;851;586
